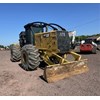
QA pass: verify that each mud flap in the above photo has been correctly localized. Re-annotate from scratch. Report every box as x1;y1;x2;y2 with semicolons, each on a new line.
43;59;88;83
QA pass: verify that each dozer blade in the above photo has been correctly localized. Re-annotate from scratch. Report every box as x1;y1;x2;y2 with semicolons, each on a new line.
43;59;88;83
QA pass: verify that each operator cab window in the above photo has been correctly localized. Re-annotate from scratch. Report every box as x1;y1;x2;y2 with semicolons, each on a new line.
31;27;43;34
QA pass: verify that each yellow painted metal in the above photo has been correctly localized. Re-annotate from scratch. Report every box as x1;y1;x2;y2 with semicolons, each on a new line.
43;59;88;83
69;51;81;61
33;30;88;83
52;52;69;64
39;50;82;67
34;30;82;64
39;50;88;83
35;31;59;56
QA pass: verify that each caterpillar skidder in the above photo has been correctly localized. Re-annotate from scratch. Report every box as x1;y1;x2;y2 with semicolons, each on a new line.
10;22;88;83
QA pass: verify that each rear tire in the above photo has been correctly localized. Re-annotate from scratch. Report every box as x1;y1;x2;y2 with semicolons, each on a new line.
10;44;21;62
21;44;40;71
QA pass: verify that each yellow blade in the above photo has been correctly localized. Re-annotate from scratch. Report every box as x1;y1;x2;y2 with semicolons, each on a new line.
43;59;89;83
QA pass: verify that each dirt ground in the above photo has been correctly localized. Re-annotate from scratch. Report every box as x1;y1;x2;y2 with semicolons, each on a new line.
0;48;100;96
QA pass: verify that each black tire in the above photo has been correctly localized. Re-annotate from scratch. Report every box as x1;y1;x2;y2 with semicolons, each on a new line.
19;31;26;47
10;45;21;62
92;46;97;54
21;44;40;71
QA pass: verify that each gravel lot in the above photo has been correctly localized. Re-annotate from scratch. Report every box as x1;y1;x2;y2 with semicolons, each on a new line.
0;49;100;96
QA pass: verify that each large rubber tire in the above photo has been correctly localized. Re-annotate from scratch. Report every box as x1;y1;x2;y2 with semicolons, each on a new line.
19;31;26;47
21;44;40;71
10;45;21;62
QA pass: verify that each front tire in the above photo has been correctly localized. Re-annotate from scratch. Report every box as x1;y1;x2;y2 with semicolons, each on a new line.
21;44;40;71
